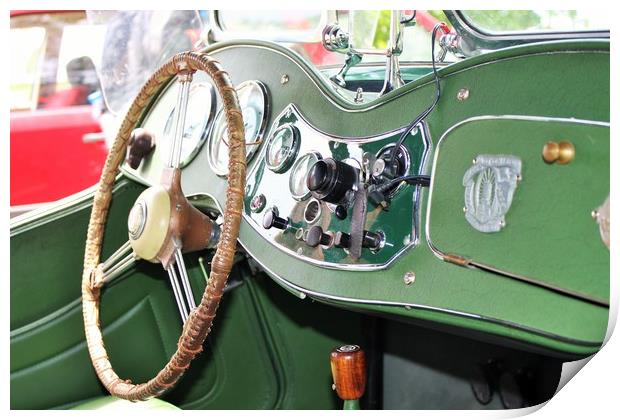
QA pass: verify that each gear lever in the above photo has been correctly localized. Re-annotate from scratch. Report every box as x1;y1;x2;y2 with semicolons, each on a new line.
330;344;366;410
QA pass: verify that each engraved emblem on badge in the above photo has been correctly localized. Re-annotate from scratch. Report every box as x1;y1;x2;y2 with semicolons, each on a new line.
463;155;522;233
592;196;609;249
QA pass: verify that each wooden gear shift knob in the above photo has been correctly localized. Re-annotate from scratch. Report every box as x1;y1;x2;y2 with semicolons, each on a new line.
330;344;366;401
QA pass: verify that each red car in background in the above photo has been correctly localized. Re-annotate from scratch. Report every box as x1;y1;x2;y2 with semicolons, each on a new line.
10;10;108;216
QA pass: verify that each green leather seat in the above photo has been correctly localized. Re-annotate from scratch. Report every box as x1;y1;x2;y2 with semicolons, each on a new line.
70;396;179;410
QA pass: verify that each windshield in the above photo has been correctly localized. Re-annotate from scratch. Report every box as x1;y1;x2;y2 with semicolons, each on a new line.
461;10;610;34
86;10;204;114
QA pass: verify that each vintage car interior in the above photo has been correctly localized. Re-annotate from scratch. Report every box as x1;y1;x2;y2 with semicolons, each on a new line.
10;10;610;410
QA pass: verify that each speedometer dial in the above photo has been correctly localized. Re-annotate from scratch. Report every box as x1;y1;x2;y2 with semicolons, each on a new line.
158;82;215;167
207;80;269;176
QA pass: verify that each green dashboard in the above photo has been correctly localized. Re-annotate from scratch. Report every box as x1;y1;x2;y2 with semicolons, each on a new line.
10;38;610;408
122;39;609;355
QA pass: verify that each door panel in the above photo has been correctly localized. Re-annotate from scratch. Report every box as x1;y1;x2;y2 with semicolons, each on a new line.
10;106;107;206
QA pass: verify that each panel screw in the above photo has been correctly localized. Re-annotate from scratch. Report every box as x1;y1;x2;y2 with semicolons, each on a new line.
403;271;416;285
457;88;470;102
281;74;289;85
250;194;266;213
354;87;364;103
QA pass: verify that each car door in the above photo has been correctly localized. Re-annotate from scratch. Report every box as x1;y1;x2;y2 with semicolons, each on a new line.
10;10;108;215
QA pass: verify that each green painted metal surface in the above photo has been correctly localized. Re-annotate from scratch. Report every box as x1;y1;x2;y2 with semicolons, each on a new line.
343;399;360;410
429;117;609;304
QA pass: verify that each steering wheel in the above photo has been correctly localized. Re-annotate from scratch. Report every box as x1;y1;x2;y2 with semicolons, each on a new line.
81;52;246;401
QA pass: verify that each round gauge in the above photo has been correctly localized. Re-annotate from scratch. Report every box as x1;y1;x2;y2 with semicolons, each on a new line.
207;80;269;176
158;82;215;167
289;152;321;201
265;124;300;173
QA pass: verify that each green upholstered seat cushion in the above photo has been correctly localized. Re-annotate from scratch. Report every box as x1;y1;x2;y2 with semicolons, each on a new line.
70;396;179;410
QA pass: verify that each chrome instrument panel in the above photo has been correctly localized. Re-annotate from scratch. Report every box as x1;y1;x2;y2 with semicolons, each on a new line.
243;104;431;270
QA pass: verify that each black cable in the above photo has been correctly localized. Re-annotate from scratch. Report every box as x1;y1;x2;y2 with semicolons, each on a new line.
378;175;431;192
389;23;444;168
400;10;417;25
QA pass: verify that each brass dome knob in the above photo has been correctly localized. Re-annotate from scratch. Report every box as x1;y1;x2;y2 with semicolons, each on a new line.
542;141;575;164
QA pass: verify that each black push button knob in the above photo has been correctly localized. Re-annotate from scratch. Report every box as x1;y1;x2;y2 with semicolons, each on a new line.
335;205;348;220
262;207;288;230
334;231;351;249
334;231;382;250
306;226;332;248
307;158;358;204
362;231;383;250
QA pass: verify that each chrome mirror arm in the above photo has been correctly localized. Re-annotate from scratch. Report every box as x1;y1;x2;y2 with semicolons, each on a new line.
330;52;362;87
322;10;411;96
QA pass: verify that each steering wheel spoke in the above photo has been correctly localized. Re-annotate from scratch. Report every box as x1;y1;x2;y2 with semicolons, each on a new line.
163;241;198;324
101;240;137;284
174;247;197;311
165;262;190;324
168;72;193;169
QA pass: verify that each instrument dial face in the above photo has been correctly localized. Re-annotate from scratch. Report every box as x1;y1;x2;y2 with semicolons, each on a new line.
265;124;300;173
207;80;269;176
159;82;215;167
289;152;321;200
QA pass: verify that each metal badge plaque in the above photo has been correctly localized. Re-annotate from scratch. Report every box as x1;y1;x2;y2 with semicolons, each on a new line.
593;196;610;249
463;155;522;233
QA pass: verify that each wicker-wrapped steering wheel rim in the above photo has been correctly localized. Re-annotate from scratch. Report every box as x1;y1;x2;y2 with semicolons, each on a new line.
81;52;246;401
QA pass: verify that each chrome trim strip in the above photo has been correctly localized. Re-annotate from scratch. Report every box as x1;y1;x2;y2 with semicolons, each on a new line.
425;115;610;305
10;202;53;218
242;104;431;271
238;238;602;348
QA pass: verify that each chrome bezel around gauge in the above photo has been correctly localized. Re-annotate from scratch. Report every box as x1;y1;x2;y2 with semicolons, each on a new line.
207;80;270;176
265;123;300;173
289;151;322;201
158;81;216;168
376;142;411;198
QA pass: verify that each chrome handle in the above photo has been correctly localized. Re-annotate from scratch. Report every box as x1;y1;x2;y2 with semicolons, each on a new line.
82;132;106;143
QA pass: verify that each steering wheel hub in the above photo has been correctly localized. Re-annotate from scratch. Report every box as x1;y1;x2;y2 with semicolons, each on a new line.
127;200;147;240
128;186;171;261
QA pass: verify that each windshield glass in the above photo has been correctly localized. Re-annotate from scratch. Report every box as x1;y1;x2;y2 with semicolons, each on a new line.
86;10;204;114
461;10;610;33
